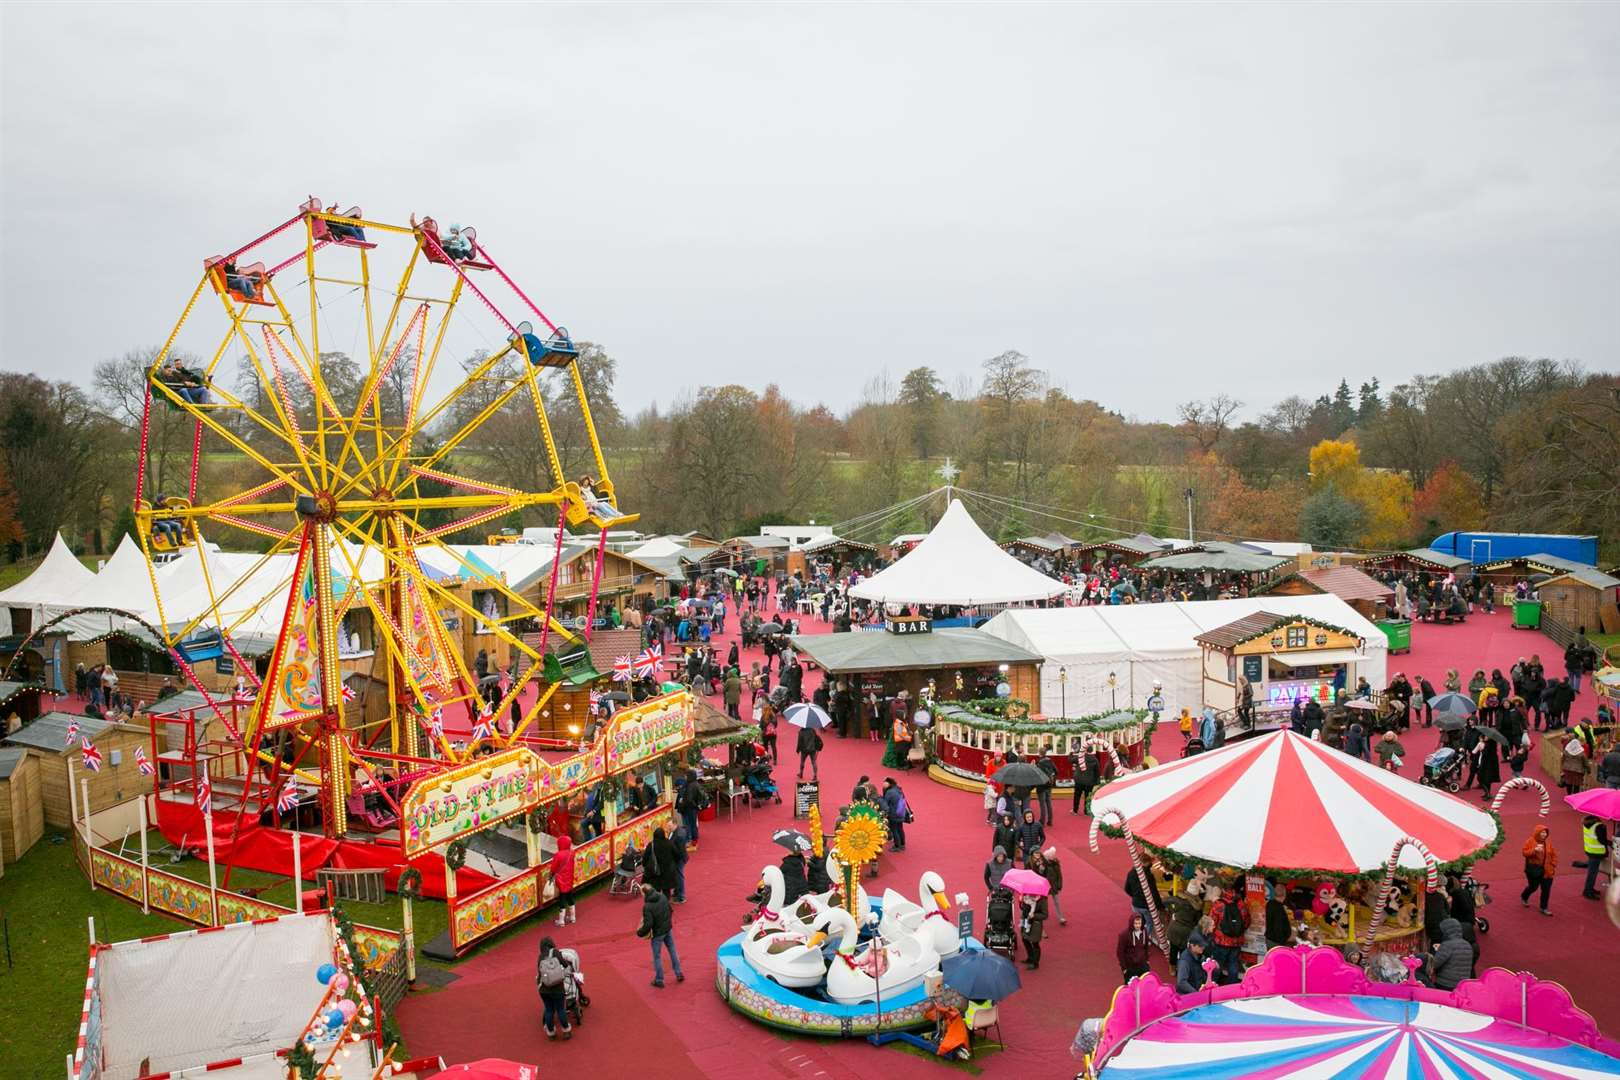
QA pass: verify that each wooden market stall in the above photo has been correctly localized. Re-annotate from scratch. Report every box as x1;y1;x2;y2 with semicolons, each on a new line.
1258;566;1394;622
788;621;1042;738
1537;568;1620;635
0;745;44;863
0;680;44;733
1196;611;1373;718
2;712;149;828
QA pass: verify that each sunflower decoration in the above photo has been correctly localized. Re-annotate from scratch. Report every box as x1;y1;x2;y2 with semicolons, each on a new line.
834;802;888;866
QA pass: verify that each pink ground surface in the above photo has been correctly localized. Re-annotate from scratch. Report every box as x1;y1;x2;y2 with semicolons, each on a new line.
387;602;1617;1077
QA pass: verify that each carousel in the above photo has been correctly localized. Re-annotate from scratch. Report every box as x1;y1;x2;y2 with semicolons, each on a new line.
1087;729;1530;956
716;803;978;1037
1079;943;1620;1078
926;698;1149;793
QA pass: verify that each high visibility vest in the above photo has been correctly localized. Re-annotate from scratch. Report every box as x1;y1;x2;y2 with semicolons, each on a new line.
1584;822;1608;855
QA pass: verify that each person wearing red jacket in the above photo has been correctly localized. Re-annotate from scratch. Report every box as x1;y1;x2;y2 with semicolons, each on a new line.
552;833;576;926
1208;885;1249;984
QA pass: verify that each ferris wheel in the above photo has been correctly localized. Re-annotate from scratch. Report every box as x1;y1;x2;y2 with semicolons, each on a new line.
135;197;633;838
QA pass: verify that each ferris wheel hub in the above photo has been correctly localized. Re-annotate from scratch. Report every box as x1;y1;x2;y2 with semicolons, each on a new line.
295;491;339;522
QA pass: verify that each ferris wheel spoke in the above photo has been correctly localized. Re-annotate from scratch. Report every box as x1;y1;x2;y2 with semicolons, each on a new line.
159;529;300;645
147;377;313;498
332;302;428;489
403;528;554;628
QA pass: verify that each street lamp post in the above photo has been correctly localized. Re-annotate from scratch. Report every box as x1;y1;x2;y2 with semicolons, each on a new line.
1108;671;1118;711
1059;666;1068;718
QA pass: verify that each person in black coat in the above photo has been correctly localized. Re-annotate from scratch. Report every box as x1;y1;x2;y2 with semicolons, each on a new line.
1071;749;1100;815
992;813;1019;858
1418;676;1437;727
1124;865;1163;923
780;850;811;904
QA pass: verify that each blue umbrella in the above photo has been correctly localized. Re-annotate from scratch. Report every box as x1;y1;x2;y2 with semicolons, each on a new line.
1428;691;1477;720
941;947;1022;1002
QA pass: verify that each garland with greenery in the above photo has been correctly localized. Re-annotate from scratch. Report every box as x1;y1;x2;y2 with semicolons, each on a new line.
934;698;1147;734
1097;810;1507;885
285;1040;318;1080
397;866;424;901
445;838;468;871
1210;612;1367;648
694;723;761;749
332;903;405;1053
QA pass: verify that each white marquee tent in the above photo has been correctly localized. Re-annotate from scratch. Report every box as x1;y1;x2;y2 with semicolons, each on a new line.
981;595;1388;718
0;532;98;636
850;500;1068;607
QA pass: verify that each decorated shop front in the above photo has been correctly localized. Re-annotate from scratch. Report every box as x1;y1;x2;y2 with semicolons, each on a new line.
927;698;1149;792
1196;611;1371;716
403;689;695;953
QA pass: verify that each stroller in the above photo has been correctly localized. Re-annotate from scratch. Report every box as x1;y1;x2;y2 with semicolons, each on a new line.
609;842;644;897
1420;747;1463;793
1182;737;1205;759
744;761;783;805
983;886;1017;960
559;947;590;1026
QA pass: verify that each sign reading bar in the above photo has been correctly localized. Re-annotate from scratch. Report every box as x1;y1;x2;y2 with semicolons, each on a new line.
885;617;933;635
400;747;546;858
605;694;695;775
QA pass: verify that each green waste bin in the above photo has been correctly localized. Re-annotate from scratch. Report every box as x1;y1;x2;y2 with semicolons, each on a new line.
1376;618;1411;655
1513;599;1542;630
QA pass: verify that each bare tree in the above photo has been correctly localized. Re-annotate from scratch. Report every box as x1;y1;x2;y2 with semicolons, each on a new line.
1177;393;1243;452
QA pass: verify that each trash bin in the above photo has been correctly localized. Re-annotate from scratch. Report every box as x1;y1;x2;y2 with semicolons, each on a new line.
1376;618;1412;655
1513;599;1542;630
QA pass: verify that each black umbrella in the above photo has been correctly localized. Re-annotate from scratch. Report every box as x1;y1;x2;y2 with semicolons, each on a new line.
991;762;1050;787
759;622;784;634
1435;713;1467;732
771;829;812;853
1475;726;1512;748
941;948;1022;1001
603;691;632;703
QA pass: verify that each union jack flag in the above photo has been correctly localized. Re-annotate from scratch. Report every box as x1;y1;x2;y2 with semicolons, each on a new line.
341;684;356;702
276;780;300;813
429;709;444;741
589;689;604;708
646;642;663;667
471;719;492;741
612;655;633;682
631;649;658;679
65;719;80;747
79;737;102;773
196;773;213;813
135;746;154;777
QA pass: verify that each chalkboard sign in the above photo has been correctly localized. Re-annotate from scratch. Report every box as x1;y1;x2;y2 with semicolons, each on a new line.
794;780;819;819
216;654;235;676
1243;655;1263;683
956;906;974;942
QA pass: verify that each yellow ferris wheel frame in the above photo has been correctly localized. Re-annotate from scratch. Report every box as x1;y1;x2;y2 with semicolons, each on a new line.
133;199;634;838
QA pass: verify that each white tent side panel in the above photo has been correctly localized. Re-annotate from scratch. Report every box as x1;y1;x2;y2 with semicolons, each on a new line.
985;596;1388;719
97;914;334;1080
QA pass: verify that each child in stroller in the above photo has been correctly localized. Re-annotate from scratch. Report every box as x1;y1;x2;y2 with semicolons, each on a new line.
559;946;590;1026
744;759;783;805
1420;747;1463;792
610;841;644;896
984;885;1018;960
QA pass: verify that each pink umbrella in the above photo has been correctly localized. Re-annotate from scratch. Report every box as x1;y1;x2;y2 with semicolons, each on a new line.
999;868;1050;896
1567;788;1620;820
439;1061;539;1080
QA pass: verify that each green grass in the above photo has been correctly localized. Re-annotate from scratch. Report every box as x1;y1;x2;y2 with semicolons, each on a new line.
0;833;185;1077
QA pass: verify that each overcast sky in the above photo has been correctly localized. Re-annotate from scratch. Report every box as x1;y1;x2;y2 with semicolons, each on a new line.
3;2;1616;423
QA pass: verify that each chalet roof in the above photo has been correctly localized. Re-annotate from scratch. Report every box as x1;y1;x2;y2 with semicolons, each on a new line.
1261;566;1394;604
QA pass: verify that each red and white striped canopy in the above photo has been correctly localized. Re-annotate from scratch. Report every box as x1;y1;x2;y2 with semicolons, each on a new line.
1091;730;1497;874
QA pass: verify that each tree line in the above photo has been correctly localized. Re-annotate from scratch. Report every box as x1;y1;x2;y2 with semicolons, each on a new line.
1;350;1613;564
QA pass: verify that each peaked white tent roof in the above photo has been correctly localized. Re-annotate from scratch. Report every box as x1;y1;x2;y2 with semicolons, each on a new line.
848;500;1069;606
0;533;96;608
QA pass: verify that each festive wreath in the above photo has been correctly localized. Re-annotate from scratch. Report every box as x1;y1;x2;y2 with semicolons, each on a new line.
397;867;424;901
445;839;468;872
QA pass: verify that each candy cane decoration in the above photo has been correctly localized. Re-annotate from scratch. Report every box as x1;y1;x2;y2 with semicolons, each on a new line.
1361;836;1438;949
1090;807;1169;955
1077;733;1125;775
1490;776;1550;817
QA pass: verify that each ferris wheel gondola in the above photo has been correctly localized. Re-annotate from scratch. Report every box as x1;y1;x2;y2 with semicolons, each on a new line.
134;197;633;839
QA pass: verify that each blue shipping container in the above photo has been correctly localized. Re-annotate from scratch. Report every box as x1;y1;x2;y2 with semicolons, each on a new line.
1429;532;1598;566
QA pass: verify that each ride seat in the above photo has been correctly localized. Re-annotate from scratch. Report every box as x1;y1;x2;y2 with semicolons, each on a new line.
138;497;194;551
204;256;274;307
418;216;492;270
307;203;378;249
559;478;639;529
